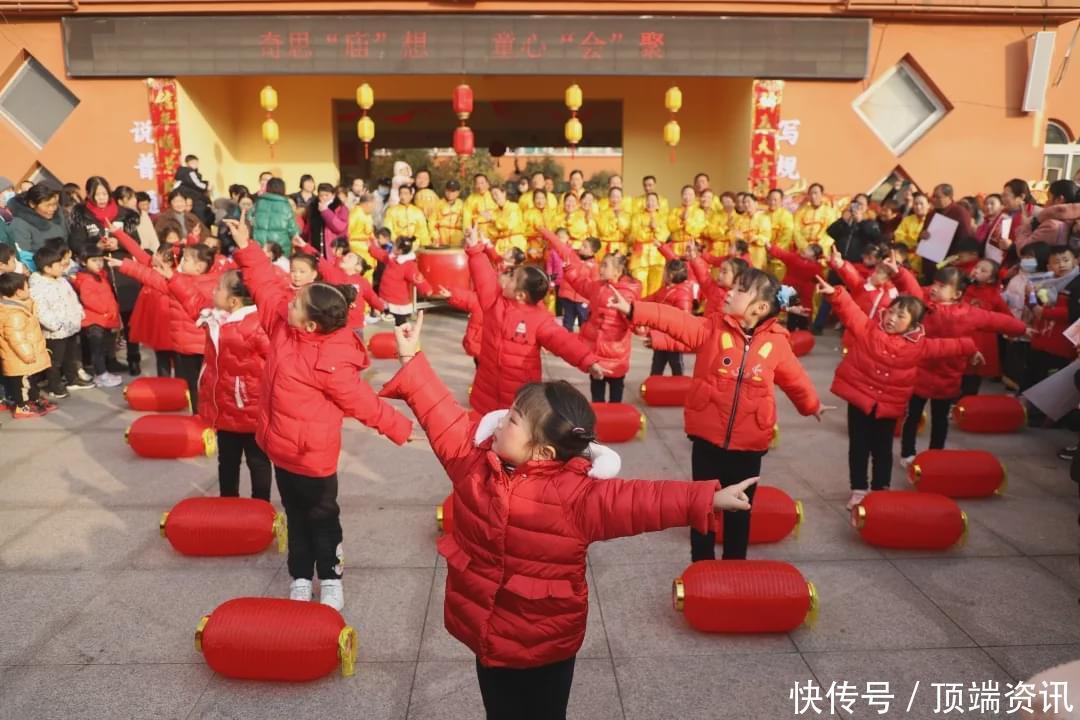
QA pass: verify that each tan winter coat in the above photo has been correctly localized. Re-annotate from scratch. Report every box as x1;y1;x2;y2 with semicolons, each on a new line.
0;296;50;376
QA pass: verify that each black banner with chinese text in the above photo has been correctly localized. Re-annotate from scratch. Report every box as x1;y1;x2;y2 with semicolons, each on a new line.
63;14;869;79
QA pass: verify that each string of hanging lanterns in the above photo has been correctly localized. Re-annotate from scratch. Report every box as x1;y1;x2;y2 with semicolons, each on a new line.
664;86;682;162
564;83;582;156
356;83;375;160
259;85;279;159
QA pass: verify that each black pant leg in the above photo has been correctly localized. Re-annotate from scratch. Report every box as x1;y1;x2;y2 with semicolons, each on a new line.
4;375;27;404
689;439;763;561
60;335;79;385
243;434;273;501
476;656;577;720
689;439;720;561
649;351;665;376
309;473;343;580
847;403;872;491
216;430;243;497
275;466;315;581
174;353;203;413
589;377;605;403
156;350;175;377
393;313;410;326
900;394;928;458
869;415;896;490
84;326;106;376
608;377;625;403
670;352;684;376
45;338;67;393
929;398;953;450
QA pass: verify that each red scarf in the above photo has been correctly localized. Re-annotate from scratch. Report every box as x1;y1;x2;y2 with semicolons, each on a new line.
85;200;118;228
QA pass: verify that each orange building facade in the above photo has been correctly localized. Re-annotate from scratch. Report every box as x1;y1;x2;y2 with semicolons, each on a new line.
2;0;1080;200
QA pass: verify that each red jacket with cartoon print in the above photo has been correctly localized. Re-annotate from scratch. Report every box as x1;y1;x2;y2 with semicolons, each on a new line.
379;353;720;668
630;303;821;451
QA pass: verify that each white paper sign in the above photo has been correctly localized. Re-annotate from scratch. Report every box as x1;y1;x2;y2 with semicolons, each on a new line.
1064;317;1080;347
985;215;1011;264
916;213;960;264
1022;360;1080;421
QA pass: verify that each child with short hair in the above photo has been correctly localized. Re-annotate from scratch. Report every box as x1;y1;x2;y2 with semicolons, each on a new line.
609;268;825;560
961;258;1012;395
767;242;824;331
29;245;87;398
226;217;413;611
0;244;24;275
637;258;695;376
367;235;432;325
381;312;757;720
558;236;600;332
0;271;53;418
71;248;123;388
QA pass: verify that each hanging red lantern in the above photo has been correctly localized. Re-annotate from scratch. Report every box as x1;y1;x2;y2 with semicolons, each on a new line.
591;402;644;443
126;415;216;458
951;394;1026;433
673;560;817;633
368;332;397;360
852;491;967;550
124;376;191;412
452;84;474;120
640;375;693;407
436;492;454;535
789;330;815;357
712;485;803;544
453;125;475;157
196;598;357;681
161;497;286;556
909;449;1006;498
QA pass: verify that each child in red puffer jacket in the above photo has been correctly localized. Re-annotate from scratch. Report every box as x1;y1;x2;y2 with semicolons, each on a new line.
165;267;272;500
767;243;824;331
609;268;824;561
381;312;756;720
558;235;599;333
367;235;432;325
546;229;642;402
438;246;526;365
226;218;412;613
817;276;980;510
961;258;1013;395
71;247;123;387
637;258;695;376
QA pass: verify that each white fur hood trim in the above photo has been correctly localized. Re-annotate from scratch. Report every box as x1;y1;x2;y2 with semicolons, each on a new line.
474;410;621;479
395;252;417;264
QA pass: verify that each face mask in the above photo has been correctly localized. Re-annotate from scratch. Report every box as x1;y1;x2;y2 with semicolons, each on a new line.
0;190;14;205
1020;258;1038;273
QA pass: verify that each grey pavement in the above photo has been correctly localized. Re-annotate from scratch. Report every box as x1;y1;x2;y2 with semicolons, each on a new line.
0;309;1077;720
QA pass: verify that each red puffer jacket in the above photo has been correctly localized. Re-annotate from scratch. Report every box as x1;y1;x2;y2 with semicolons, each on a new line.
368;241;433;307
234;243;412;476
466;244;598;416
118;261;220;355
446;288;482;357
828;287;978;419
640;281;695;352
1030;289;1076;361
687;254;728;318
631;303;820;451
767;245;822;311
316;256;386;329
962;282;1014;378
112;231;172;351
379;353;719;668
835;261;898;351
167;278;270;433
558;257;596;304
71;269;121;330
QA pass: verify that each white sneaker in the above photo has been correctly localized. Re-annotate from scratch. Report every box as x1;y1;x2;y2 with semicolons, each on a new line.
899;455;915;470
94;373;122;388
77;368;92;382
289;578;313;602
319;579;344;611
364;315;380;326
846;490;868;511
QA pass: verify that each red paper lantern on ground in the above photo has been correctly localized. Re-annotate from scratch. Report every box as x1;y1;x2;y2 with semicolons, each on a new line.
161;497;286;556
368;332;397;360
453;126;475;157
672;560;816;633
196;598;357;682
436;492;454;535
952;395;1026;434
909;449;1006;497
592;402;644;443
852;491;966;550
712;485;803;544
126;415;216;458
789;330;815;358
640;375;692;407
124;376;191;412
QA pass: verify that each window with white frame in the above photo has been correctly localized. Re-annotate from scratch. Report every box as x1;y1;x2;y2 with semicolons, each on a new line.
0;55;79;148
853;59;948;156
1042;120;1080;182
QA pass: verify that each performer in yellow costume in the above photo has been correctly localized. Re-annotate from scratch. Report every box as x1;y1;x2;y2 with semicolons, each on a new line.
765;188;795;279
519;171;557;213
429;179;464;248
630;192;670;296
522;189;557;262
893;192;930;274
667;185;706;256
598;187;632;257
732;193;773;270
346;193;376;277
412;169;440;219
693;172;722;212
631;175;670;216
595;175;623;212
793;182;839;255
489;186;527;254
558;193;597;247
561;169;586;206
383;185;431;246
463;174;497;238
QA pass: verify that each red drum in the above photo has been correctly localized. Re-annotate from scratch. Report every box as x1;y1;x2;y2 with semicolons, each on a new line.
673;560;817;633
161;497;286;556
712;486;803;544
789;330;815;358
123;377;191;412
368;332;397;360
952;395;1026;434
909;449;1006;497
417;249;470;296
591;402;644;443
126;415;216;458
436;492;454;535
196;598;357;682
640;375;693;407
852;491;967;550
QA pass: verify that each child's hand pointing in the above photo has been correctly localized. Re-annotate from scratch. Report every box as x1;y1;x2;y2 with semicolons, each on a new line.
394;310;423;364
713;477;758;512
606;290;632;316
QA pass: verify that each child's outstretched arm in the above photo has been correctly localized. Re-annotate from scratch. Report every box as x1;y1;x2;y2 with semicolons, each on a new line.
921;335;979;362
893;265;924;298
379;313;477;477
112;257;169;294
465;229;500;309
569;476;757;543
164;272;208;321
608;291;707;350
112;229;152;266
541;228;580;267
773;347;828;420
324;361;413;446
816;278;870;340
969;305;1030;337
536;318;604;379
367;238;391;264
224;218;290;333
358;277;386;313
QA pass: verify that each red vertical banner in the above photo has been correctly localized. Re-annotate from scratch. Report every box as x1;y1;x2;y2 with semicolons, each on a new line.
147;78;182;200
747;79;783;197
